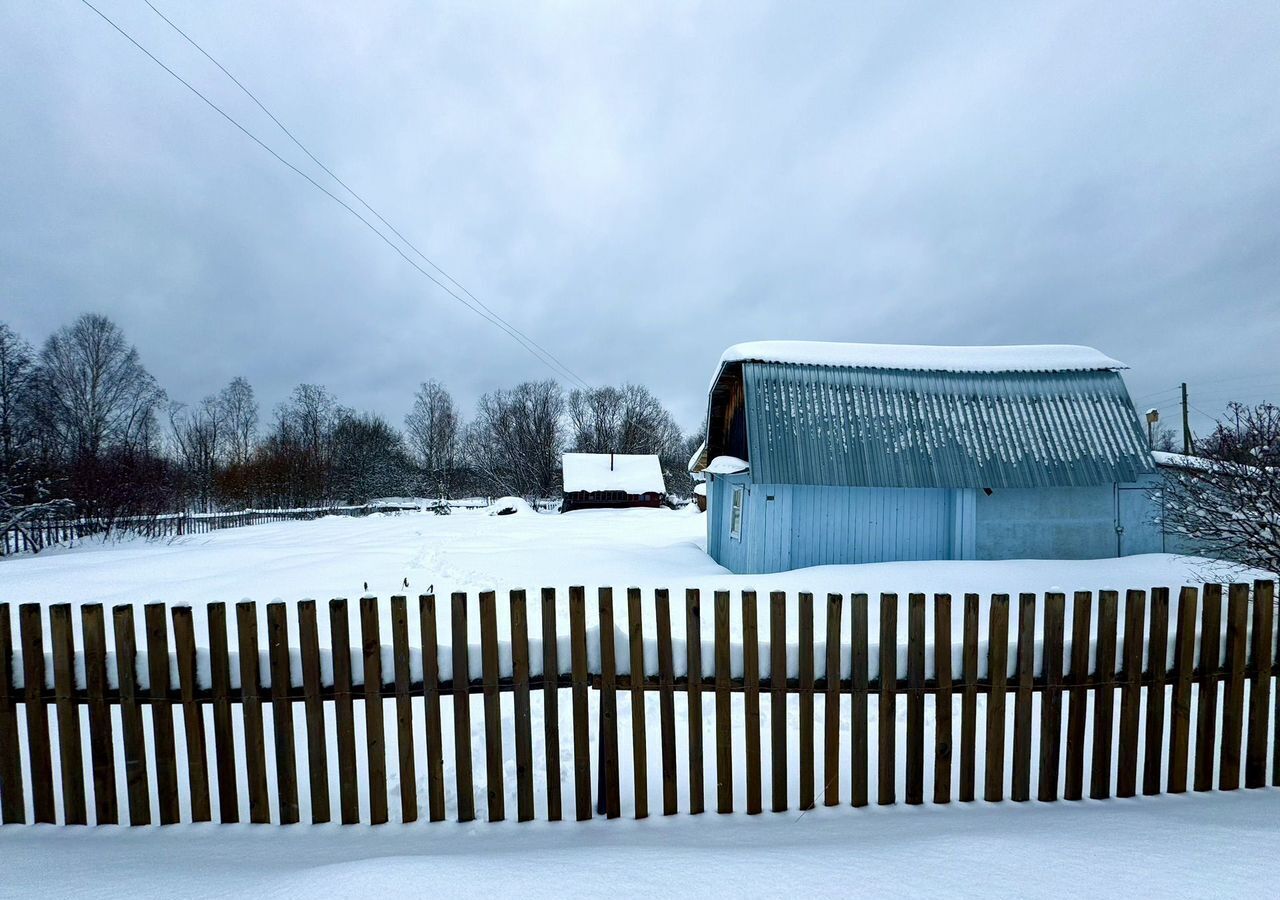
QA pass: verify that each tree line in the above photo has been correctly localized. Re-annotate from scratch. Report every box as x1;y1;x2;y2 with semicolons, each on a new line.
0;314;703;526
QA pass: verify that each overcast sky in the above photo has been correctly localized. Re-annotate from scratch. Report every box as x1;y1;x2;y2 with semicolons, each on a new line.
3;1;1278;439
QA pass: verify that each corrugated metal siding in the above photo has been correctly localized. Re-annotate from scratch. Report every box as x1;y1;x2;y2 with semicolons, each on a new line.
974;485;1118;559
743;362;1154;489
708;479;970;574
781;484;959;569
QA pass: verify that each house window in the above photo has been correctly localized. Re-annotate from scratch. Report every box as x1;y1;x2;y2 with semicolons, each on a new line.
730;485;744;540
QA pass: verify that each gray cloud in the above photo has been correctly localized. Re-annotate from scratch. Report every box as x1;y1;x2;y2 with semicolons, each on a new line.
3;1;1278;437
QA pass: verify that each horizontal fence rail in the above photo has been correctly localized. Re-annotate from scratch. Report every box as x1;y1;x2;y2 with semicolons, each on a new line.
0;582;1277;826
0;501;469;557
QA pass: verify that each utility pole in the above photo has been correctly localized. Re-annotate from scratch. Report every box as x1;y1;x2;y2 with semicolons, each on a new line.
1181;382;1192;455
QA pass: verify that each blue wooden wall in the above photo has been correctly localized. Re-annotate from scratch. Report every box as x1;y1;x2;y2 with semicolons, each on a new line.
706;472;1168;574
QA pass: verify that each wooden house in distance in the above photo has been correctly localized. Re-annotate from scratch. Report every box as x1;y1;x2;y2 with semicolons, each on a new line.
561;452;667;512
690;341;1164;574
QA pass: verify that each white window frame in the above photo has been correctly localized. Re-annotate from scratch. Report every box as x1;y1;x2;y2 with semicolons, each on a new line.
729;485;744;541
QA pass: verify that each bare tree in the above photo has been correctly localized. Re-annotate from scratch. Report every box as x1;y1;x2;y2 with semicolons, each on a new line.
0;322;34;479
1161;401;1280;571
467;380;565;499
33;313;166;461
219;376;258;466
331;412;413;504
405;379;459;497
259;383;343;507
169;395;224;512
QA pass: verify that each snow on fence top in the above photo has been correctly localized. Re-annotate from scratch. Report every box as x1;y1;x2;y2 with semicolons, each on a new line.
562;452;666;495
717;341;1127;375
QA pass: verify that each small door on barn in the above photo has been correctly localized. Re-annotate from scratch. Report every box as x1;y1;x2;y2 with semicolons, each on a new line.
1116;485;1163;556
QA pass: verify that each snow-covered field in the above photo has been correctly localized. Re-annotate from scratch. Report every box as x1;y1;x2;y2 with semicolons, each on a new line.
2;507;1277;896
2;504;1265;613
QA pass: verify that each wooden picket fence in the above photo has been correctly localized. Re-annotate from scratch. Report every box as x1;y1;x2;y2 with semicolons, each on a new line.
0;582;1277;827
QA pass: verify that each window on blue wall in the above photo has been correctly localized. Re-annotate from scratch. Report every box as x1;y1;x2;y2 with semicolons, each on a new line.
730;485;744;540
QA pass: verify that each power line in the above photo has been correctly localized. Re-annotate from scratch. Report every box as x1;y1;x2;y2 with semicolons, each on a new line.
1133;385;1182;402
140;0;591;392
78;0;592;391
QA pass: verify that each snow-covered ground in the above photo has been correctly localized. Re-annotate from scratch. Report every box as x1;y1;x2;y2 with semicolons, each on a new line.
1;790;1276;898
2;505;1269;666
2;507;1277;896
2;505;1265;611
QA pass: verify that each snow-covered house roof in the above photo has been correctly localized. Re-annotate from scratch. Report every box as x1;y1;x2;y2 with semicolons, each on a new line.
717;341;1127;377
562;453;666;495
698;341;1154;489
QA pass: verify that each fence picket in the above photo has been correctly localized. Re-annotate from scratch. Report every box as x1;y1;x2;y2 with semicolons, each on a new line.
742;590;762;815
800;592;816;809
1090;590;1119;800
50;604;87;824
391;595;418;823
1167;587;1197;794
569;586;592;820
451;592;476;823
419;594;446;823
237;601;271;823
714;590;733;814
656;589;678;816
208;601;238;823
1194;585;1223;792
330;598;360;824
851;593;869;809
984;595;1009;803
1064;591;1092;801
599;587;621;819
686;588;705;815
361;597;388;825
1011;594;1036;803
541;587;563;821
1116;590;1145;799
0;604;23;824
934;593;953;805
1143;588;1170;796
1246;580;1275;789
511;590;535;823
1274;580;1280;788
825;593;843;807
113;604;150;825
172;606;211;823
298;600;330;823
906;593;925;806
267;602;299;824
144;603;180;825
478;591;504;822
628;588;649;820
959;594;979;803
770;591;788;812
1038;593;1065;802
81;604;116;824
21;604;55;823
1219;584;1249;791
878;593;897;806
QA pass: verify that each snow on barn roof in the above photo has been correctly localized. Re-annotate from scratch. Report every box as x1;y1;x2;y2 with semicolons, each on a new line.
717;341;1127;375
562;453;666;495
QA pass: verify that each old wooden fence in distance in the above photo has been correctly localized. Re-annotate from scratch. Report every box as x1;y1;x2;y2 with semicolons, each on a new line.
0;582;1277;826
0;501;468;557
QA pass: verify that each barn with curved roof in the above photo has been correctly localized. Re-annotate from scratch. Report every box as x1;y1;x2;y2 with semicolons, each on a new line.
690;341;1163;573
